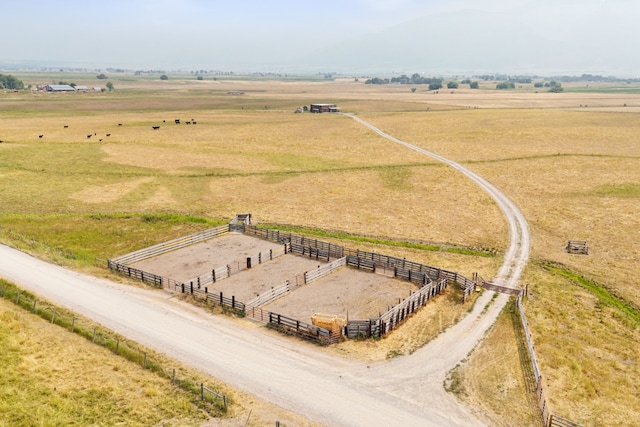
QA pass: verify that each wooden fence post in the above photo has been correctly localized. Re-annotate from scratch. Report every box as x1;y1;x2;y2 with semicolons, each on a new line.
143;352;147;369
116;338;119;355
51;308;55;324
212;269;216;283
33;300;37;313
71;317;75;333
92;326;97;343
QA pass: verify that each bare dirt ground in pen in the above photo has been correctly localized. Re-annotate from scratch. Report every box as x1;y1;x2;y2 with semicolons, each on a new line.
131;233;286;282
131;233;418;322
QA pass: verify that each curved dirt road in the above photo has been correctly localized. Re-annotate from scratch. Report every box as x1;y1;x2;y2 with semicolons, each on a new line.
0;115;530;426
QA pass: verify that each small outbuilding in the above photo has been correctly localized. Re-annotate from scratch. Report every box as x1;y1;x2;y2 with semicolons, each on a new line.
309;103;340;113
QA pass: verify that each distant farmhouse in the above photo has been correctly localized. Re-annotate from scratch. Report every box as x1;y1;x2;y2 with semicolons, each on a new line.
309;103;340;113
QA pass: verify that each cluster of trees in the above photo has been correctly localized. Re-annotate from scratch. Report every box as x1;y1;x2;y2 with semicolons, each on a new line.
366;73;445;90
557;74;640;83
365;74;484;91
461;79;479;89
96;73;108;79
533;81;563;92
0;73;24;90
496;81;516;90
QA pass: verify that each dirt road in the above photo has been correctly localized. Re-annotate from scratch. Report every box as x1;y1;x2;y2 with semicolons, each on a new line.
0;115;530;426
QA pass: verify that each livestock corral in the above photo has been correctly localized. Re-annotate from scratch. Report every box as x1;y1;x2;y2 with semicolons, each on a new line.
108;216;477;344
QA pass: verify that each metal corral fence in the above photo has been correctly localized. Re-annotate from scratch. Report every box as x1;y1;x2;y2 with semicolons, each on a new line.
182;244;289;289
108;223;479;345
517;293;583;427
244;306;337;345
246;257;347;309
110;224;231;265
345;277;448;339
243;225;345;259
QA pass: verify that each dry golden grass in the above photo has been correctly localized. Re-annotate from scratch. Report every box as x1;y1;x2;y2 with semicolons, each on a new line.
0;106;508;250
359;109;640;307
523;265;640;427
450;299;543;427
0;294;325;427
0;298;207;427
3;76;640;426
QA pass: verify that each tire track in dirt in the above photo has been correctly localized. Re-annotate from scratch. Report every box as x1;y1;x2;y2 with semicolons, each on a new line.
343;113;531;423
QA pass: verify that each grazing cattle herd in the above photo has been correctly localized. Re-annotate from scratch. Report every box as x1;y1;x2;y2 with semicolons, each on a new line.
0;119;198;144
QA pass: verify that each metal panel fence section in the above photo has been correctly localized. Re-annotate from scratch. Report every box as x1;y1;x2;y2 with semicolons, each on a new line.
245;282;291;308
243;225;345;259
183;245;288;288
243;225;478;294
110;224;230;265
304;257;347;284
107;260;164;288
378;278;447;336
243;306;336;345
267;312;336;345
173;282;246;312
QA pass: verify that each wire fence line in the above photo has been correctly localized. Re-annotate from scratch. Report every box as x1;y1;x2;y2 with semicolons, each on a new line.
516;290;583;427
0;281;229;414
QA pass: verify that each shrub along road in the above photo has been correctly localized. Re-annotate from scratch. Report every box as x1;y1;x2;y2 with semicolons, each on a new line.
0;115;530;426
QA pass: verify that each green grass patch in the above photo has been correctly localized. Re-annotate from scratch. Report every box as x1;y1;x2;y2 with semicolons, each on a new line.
542;262;640;326
259;223;496;257
0;213;225;263
593;182;640;198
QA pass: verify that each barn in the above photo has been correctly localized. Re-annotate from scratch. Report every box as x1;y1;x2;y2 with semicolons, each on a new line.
309;103;340;113
45;84;76;92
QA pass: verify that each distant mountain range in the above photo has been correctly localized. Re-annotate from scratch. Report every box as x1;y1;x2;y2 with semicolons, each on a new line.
300;7;638;76
2;4;637;77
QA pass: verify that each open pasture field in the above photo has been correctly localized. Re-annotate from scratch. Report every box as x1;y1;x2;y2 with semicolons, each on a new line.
2;73;640;426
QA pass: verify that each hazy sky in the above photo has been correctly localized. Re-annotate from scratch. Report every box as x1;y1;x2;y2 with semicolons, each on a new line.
3;0;638;75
